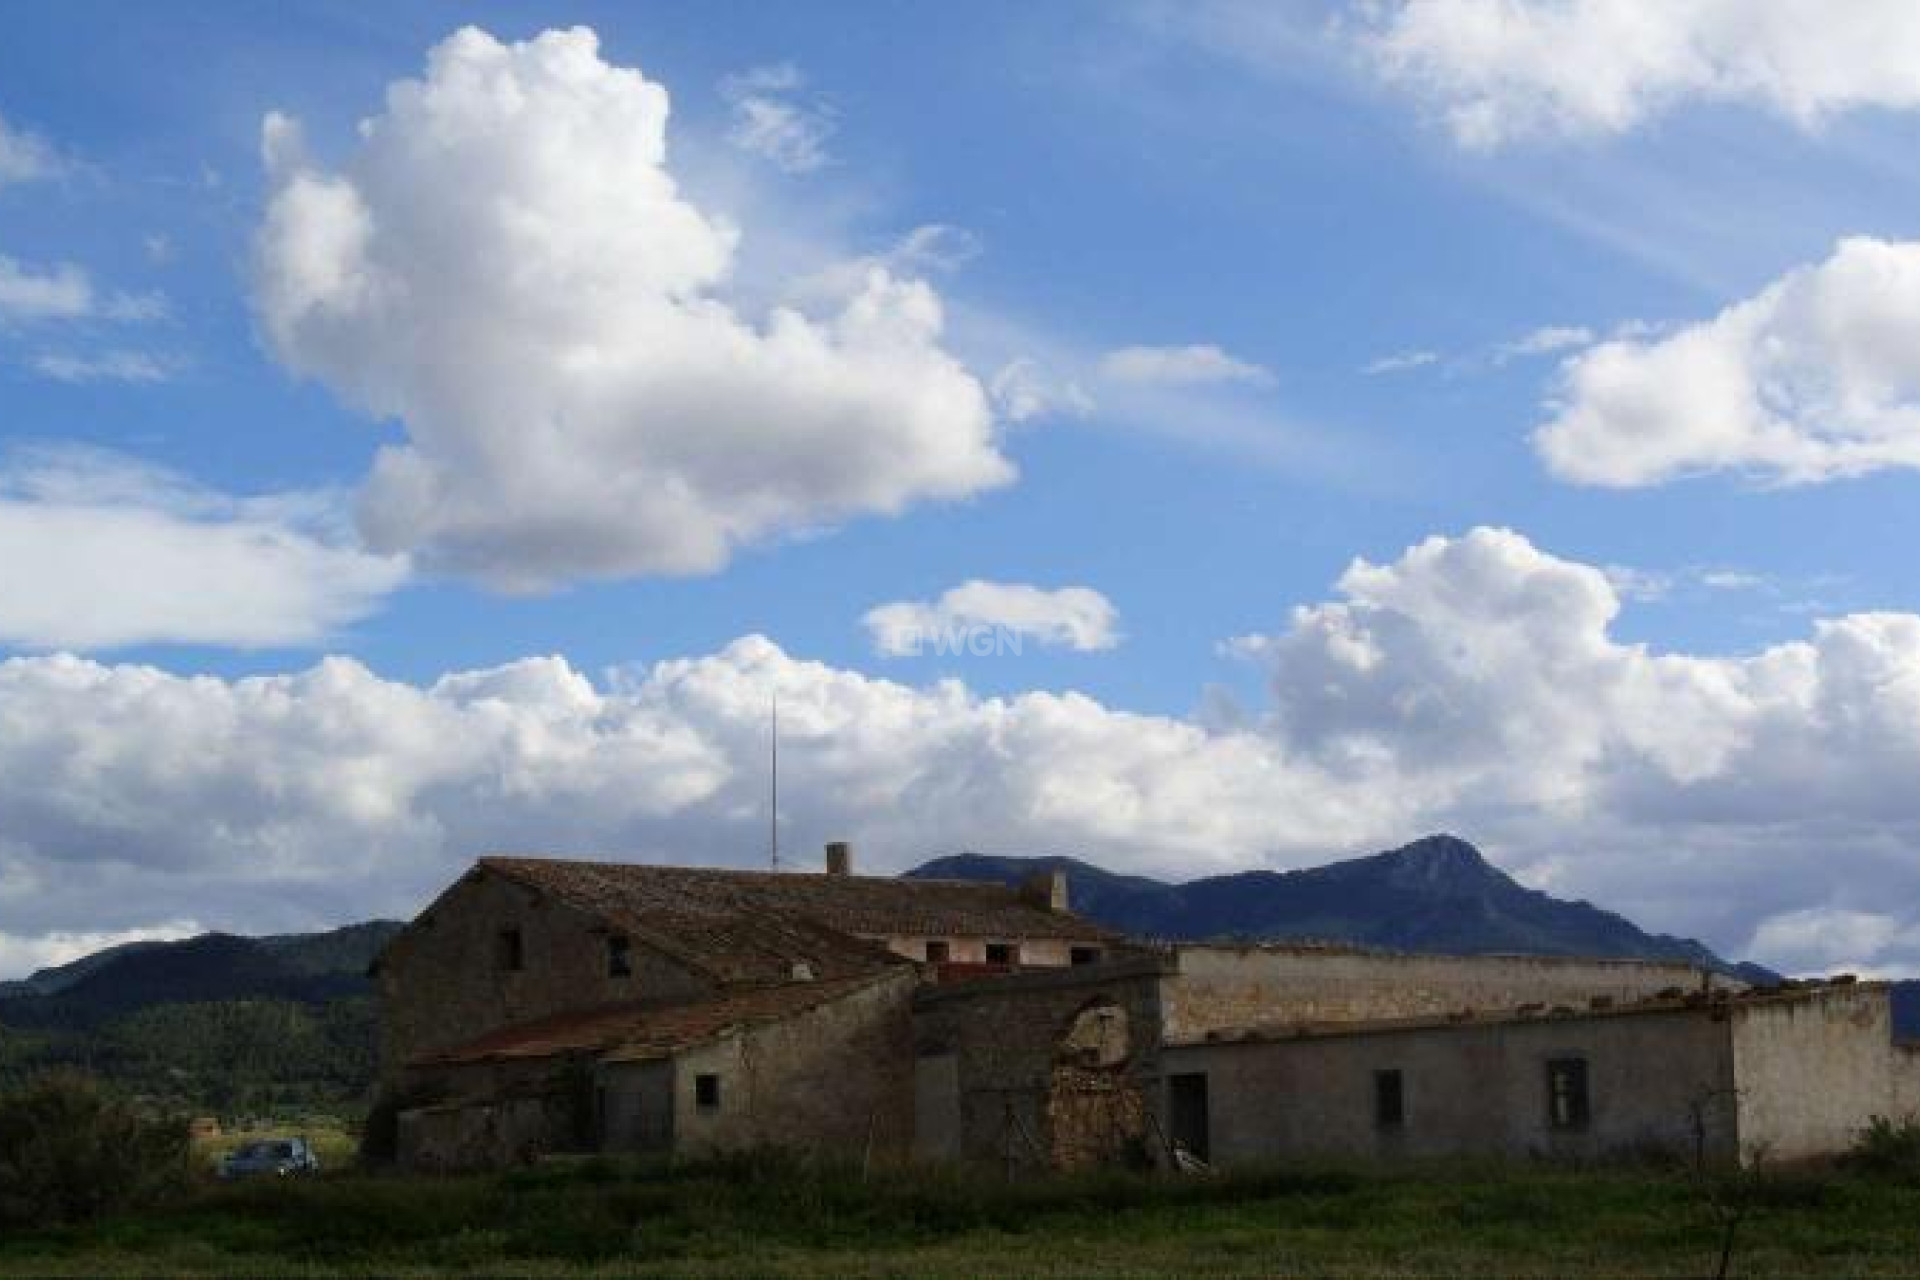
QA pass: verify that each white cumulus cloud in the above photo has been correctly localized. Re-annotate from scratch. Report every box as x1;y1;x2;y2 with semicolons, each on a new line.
253;26;1009;592
1536;237;1920;487
0;446;408;650
1100;343;1273;387
9;528;1920;974
1744;907;1909;978
1356;0;1920;147
864;581;1122;657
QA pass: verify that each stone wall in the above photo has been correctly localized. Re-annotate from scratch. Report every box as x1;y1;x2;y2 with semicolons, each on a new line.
1162;945;1729;1042
1890;1044;1920;1122
1163;1004;1739;1167
397;1093;578;1172
911;959;1166;1171
1731;985;1894;1164
377;868;713;1083
613;969;920;1161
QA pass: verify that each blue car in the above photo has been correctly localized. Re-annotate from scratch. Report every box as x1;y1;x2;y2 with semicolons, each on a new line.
218;1137;321;1179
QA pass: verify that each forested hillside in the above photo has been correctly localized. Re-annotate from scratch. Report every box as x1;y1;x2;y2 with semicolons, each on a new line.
0;922;399;1115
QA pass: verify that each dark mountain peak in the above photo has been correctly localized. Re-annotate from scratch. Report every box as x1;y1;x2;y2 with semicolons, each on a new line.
902;835;1757;978
1366;834;1504;893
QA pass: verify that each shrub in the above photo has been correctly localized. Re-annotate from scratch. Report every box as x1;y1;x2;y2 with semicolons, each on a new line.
0;1072;192;1227
1843;1115;1920;1179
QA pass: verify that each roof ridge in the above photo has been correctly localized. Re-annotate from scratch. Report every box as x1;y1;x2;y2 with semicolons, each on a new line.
477;856;1041;902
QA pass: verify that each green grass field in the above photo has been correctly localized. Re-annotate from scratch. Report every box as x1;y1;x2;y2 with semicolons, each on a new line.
4;1156;1920;1278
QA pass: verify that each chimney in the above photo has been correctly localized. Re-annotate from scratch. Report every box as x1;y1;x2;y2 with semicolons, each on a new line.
824;841;853;877
1021;869;1069;914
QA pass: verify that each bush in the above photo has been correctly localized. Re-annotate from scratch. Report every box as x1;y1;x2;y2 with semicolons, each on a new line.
0;1073;192;1227
1844;1115;1920;1179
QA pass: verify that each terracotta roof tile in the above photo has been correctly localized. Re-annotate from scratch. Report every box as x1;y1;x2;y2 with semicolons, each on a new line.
476;856;1115;985
418;973;896;1066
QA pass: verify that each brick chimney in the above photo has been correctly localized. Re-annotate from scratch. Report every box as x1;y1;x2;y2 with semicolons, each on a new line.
824;841;853;876
1021;869;1068;913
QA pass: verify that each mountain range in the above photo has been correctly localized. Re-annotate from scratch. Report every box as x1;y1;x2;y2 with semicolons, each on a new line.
911;834;1774;977
0;921;404;1026
4;834;1912;1108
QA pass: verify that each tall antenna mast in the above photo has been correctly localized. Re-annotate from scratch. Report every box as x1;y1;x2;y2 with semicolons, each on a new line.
769;693;780;872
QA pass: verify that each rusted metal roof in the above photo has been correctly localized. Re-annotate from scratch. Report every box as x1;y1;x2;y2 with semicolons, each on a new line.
417;972;899;1066
475;855;1116;985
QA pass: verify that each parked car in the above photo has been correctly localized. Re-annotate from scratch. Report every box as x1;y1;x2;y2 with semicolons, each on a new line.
217;1137;321;1179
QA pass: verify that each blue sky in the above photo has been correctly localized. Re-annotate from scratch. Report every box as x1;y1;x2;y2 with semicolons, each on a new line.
6;2;1920;978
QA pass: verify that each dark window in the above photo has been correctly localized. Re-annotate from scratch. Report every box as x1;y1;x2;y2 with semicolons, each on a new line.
1070;946;1102;966
924;940;951;963
1546;1057;1590;1130
695;1073;721;1111
1374;1069;1405;1130
985;942;1019;965
496;927;524;973
607;934;632;978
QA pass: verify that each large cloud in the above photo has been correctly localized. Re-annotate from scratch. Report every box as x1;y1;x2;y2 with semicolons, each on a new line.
254;26;1010;592
5;527;1920;976
1536;237;1920;487
1356;0;1920;147
0;447;407;650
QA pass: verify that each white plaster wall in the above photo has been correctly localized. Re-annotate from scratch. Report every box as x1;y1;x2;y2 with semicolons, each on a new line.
1731;986;1893;1164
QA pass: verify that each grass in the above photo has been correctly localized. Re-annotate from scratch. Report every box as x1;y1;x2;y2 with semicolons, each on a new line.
3;1155;1920;1277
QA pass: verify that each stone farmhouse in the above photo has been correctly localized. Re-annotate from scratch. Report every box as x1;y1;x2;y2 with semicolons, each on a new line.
374;846;1920;1172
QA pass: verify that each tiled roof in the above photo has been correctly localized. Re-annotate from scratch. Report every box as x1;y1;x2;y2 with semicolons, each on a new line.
417;973;898;1066
476;855;1115;984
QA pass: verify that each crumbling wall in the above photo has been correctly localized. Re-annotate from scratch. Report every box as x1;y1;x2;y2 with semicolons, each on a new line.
1163;946;1728;1042
1046;999;1145;1169
397;1094;575;1172
1732;985;1893;1164
659;969;919;1160
911;961;1165;1171
376;869;712;1083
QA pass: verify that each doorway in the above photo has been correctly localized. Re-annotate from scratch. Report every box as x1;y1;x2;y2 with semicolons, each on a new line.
1168;1072;1210;1162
